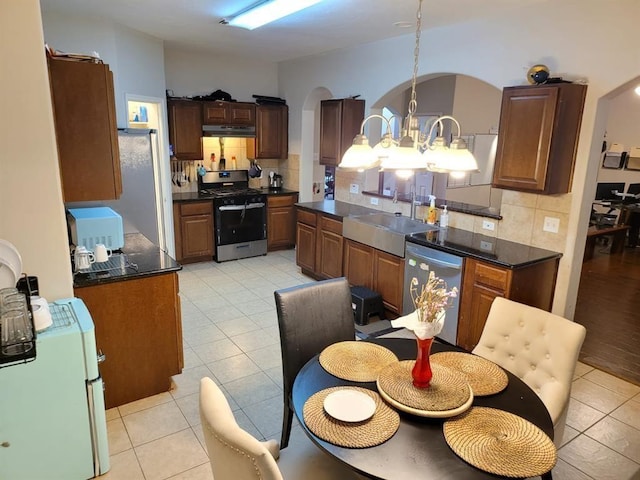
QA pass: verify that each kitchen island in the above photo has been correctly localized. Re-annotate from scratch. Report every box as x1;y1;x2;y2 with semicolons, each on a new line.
295;201;562;350
73;233;183;408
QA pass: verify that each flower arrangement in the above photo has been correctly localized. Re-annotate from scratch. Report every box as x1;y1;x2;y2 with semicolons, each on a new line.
410;270;458;323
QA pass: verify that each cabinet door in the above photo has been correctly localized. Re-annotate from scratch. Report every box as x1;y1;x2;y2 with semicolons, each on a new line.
296;222;316;272
373;250;404;314
168;100;203;160
181;215;213;258
317;229;343;279
255;104;288;159
202;101;229;124
457;259;510;351
203;101;255;126
343;239;374;289
229;103;256;126
48;59;121;202
319;99;364;166
268;195;297;250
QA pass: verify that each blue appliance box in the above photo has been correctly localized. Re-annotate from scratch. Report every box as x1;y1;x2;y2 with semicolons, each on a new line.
67;207;125;251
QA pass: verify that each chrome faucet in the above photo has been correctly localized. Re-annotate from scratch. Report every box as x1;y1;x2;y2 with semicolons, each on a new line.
410;189;418;221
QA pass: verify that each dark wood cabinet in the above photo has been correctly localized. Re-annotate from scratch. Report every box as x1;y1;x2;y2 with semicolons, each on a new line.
296;208;344;279
492;83;587;194
74;272;183;408
48;58;121;202
316;215;344;279
457;257;560;351
343;239;404;315
319;98;365;166
203;101;255;126
248;104;288;159
168;100;203;160
173;201;214;263
267;193;298;250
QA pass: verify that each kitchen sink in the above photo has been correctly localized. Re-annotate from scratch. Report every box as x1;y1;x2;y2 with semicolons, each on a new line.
342;212;439;257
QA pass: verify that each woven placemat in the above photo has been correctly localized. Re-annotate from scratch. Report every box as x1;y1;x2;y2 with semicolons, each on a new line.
443;407;557;478
376;360;472;417
319;341;398;382
303;386;400;448
430;352;508;396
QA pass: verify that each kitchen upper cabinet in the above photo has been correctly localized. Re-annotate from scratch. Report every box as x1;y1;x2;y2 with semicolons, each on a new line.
48;58;121;202
248;104;288;159
457;257;559;351
267;193;298;251
492;83;587;194
202;101;255;126
319;98;365;166
343;239;404;315
173;201;214;263
168;100;203;160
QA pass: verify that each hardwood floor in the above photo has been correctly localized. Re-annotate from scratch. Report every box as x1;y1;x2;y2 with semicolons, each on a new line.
575;241;640;386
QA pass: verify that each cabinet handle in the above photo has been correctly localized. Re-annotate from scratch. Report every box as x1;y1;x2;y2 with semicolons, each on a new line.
97;350;106;363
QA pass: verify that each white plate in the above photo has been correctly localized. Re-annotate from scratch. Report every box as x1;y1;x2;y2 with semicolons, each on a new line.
323;389;376;423
0;239;22;289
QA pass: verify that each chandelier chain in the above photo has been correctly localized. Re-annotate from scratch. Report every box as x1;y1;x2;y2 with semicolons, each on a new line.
407;0;423;117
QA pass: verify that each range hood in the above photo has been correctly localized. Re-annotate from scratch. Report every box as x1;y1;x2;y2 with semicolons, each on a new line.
202;124;256;137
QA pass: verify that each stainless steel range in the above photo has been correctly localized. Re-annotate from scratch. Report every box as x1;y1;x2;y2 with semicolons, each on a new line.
198;170;267;262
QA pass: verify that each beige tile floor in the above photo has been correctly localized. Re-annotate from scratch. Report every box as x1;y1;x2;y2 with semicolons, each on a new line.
97;249;640;480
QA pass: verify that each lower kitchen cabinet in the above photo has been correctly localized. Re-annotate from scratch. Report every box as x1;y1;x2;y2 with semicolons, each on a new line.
173;201;214;263
343;239;404;314
457;257;559;351
74;272;183;409
267;193;298;251
296;207;344;279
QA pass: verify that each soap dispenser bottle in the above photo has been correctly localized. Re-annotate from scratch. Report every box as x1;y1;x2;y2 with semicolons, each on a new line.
440;205;449;228
426;195;437;225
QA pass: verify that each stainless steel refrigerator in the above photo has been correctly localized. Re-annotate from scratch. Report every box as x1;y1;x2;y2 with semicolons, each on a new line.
103;129;166;250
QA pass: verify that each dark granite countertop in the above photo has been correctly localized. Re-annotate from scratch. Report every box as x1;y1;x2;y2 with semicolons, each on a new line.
173;188;298;203
295;200;379;220
406;228;562;268
73;233;181;288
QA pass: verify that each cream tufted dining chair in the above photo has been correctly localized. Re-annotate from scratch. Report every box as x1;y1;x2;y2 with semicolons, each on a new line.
472;297;586;447
199;377;364;480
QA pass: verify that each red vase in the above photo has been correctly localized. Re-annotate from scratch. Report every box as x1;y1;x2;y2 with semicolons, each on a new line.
412;336;434;388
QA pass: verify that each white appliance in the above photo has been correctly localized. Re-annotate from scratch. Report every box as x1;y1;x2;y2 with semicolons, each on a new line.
0;298;109;479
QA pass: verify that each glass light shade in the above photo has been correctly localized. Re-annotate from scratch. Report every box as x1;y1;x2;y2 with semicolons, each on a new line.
338;136;379;171
373;135;397;161
424;136;479;173
380;135;425;170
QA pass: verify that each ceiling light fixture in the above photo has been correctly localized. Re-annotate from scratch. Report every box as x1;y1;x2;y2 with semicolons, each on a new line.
224;0;323;30
338;0;478;176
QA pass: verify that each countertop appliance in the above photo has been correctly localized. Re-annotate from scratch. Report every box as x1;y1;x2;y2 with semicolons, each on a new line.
269;173;283;190
67;206;125;251
198;170;267;262
403;241;464;345
0;298;109;479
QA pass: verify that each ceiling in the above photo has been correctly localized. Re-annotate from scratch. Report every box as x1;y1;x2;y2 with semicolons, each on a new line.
39;0;546;63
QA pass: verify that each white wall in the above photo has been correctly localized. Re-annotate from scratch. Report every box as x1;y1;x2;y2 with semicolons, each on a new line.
0;0;73;300
278;0;640;318
164;48;278;102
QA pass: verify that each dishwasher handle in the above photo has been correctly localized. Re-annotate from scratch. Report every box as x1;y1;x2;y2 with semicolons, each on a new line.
408;255;463;270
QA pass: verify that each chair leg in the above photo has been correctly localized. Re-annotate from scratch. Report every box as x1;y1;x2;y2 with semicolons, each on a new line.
542;471;553;480
280;403;293;449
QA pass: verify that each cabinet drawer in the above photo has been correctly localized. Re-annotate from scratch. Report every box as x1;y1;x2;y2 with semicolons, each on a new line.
180;201;212;216
473;262;509;290
320;215;343;235
268;194;296;208
297;209;317;226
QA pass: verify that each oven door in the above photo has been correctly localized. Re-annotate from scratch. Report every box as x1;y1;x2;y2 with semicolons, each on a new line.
216;202;266;245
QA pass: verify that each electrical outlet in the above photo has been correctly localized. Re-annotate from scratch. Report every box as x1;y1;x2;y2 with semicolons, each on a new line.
349;183;359;194
370;197;379;205
543;216;560;233
480;240;494;251
482;220;495;231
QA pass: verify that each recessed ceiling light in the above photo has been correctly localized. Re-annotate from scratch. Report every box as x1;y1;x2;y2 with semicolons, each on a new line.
635;85;640;96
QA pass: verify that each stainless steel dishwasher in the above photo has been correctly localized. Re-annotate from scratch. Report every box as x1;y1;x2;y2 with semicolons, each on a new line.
403;242;464;345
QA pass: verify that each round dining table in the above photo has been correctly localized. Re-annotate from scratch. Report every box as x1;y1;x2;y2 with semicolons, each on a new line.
292;337;555;480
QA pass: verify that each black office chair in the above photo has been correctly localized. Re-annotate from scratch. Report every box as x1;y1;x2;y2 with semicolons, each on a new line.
274;277;356;449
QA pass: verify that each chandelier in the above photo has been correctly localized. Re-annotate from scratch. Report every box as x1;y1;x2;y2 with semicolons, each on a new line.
338;0;479;177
